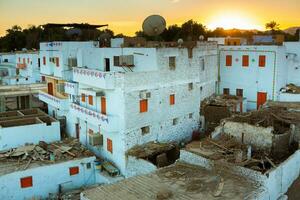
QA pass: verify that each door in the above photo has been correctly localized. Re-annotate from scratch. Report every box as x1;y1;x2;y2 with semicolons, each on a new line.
101;96;106;115
257;92;267;109
47;82;53;95
75;123;80;139
105;58;110;72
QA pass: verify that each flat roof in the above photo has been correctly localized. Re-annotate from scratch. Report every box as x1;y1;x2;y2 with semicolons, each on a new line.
81;162;259;200
0;138;94;176
0;109;56;128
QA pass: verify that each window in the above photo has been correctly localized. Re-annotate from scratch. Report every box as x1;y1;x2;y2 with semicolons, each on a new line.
25;77;28;81
140;99;148;113
141;126;150;135
88;129;93;135
101;96;106;115
88;95;93;105
189;113;193;119
169;57;176;70
200;58;205;71
69;166;79;176
27;58;30;63
170;94;175;105
188;83;193;91
16;78;19;82
23;58;26;64
242;55;249;67
20;176;33;188
236;89;243;97
259;55;266;67
86;162;91;169
41;76;45;82
43;56;46;65
223;88;230;95
81;94;86;102
226;55;232;66
200;86;203;92
56;57;59;67
38;58;40;68
173;118;178;125
107;138;113;153
113;56;120;66
18;57;21;62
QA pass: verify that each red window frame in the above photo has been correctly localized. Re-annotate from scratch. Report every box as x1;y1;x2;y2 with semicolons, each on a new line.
226;55;232;66
259;55;266;67
69;166;79;176
20;176;33;188
242;55;249;67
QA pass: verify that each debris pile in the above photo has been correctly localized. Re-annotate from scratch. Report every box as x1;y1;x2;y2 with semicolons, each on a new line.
127;142;180;168
229;106;300;134
201;94;244;134
186;135;280;173
0;138;94;170
281;83;300;94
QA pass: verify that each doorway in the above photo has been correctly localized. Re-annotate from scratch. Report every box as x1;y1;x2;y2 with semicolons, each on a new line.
105;58;110;72
75;123;80;139
47;82;53;95
257;92;267;109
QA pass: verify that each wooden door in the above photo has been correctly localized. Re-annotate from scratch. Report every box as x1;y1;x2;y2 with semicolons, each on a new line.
257;92;267;109
47;82;53;95
75;123;80;139
101;97;106;115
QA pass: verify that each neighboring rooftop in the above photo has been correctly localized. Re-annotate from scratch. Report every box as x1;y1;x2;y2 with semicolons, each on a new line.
0;83;46;96
81;162;259;200
0;108;55;128
0;138;94;176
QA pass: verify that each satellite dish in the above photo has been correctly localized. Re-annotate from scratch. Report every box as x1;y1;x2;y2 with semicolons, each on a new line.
177;38;183;47
142;15;166;36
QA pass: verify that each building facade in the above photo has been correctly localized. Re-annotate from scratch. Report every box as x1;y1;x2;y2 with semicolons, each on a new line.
39;40;218;175
219;45;287;110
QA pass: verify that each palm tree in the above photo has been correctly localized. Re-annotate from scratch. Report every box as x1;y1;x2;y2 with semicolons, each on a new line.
265;21;280;33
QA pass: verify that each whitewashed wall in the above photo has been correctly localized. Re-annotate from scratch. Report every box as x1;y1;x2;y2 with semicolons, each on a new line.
0;157;96;200
0;121;60;151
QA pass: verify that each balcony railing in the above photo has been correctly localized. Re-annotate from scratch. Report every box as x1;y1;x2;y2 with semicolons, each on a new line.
39;90;69;110
17;63;27;69
72;67;116;89
64;82;78;95
70;103;118;132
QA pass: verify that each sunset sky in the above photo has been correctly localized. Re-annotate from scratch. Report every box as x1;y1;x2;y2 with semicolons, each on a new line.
0;0;299;36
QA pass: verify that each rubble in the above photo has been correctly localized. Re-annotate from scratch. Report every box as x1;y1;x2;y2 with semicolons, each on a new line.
281;83;300;94
127;142;180;168
201;94;245;134
186;135;283;173
0;138;94;171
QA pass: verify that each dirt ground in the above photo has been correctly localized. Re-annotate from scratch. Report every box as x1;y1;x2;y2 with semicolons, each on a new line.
287;176;300;200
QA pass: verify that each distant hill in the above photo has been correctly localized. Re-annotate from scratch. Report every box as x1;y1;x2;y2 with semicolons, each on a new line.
284;27;300;35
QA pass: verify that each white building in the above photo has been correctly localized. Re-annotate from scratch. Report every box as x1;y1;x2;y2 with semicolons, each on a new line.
0;109;60;151
0;140;96;200
38;41;98;135
219;45;287;110
39;40;218;175
0;51;42;85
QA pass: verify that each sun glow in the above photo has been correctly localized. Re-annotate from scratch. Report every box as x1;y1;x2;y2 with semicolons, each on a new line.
207;13;263;30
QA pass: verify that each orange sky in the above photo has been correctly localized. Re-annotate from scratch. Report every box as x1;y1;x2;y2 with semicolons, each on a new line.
0;0;299;36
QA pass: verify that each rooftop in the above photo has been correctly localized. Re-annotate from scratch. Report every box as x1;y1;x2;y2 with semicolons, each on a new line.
0;138;94;176
81;162;259;200
0;108;55;128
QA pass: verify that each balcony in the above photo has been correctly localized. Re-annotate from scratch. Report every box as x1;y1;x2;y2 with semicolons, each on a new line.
73;67;116;89
70;103;118;132
64;82;78;95
17;63;27;69
38;90;69;110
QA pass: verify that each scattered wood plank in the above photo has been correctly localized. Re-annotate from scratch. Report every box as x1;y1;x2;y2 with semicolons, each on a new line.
265;156;276;168
51;144;76;157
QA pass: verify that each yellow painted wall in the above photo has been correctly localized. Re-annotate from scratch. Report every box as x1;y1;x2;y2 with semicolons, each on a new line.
45;77;68;99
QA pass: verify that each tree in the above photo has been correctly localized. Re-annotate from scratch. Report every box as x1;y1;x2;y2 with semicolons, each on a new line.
265;21;280;32
179;20;206;41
